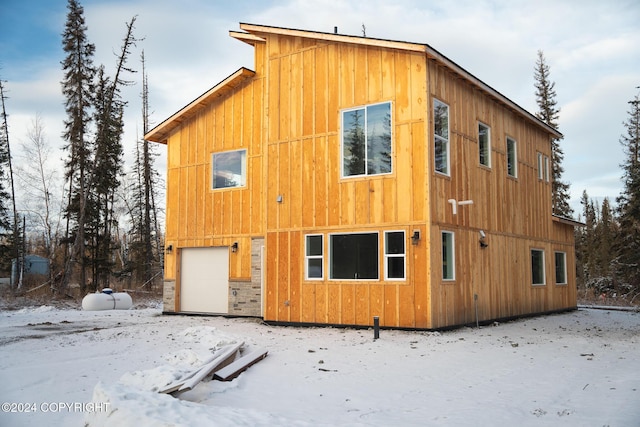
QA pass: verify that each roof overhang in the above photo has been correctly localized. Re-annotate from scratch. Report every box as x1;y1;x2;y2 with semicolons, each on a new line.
145;67;255;144
553;215;585;227
233;23;562;140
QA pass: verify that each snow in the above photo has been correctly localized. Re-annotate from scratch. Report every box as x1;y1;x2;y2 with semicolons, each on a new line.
0;302;639;427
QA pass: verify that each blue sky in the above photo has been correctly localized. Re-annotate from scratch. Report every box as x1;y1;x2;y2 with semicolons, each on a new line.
1;0;640;217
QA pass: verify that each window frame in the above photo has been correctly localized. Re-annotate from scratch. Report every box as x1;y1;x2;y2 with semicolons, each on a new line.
329;232;379;281
384;230;406;281
434;98;450;176
537;152;544;180
478;122;491;168
531;248;546;286
340;101;393;178
441;231;455;281
506;137;518;178
211;149;247;190
305;234;324;280
554;251;567;285
544;155;550;182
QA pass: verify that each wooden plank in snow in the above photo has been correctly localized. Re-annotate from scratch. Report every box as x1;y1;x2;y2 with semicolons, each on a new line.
159;342;243;394
213;348;268;381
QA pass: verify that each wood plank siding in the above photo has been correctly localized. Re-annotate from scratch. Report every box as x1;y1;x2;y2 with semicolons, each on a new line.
146;23;577;329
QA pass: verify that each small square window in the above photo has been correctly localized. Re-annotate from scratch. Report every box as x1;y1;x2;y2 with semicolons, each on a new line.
384;231;405;280
305;235;323;280
212;149;247;189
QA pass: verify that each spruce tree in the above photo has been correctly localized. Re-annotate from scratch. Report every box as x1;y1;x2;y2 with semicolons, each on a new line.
615;92;640;297
60;0;96;292
534;50;573;218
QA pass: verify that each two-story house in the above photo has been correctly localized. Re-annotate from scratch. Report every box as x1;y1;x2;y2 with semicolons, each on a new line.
145;23;578;329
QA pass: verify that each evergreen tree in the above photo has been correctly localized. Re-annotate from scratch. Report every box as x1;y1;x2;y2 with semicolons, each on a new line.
344;109;365;176
0;80;14;274
615;91;640;297
534;50;573;218
60;0;96;292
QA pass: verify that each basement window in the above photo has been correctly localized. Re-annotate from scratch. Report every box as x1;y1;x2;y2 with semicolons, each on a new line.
341;102;392;177
305;235;323;280
330;233;379;280
434;99;450;175
212;149;247;189
531;249;545;285
555;251;567;285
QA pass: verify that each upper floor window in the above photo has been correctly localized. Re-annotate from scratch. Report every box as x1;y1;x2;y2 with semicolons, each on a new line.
537;153;550;182
434;99;450;175
478;122;491;167
384;231;405;280
212;149;247;189
341;102;392;177
506;137;517;178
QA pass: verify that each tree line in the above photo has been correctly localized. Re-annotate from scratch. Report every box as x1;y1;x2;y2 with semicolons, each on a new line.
0;0;163;295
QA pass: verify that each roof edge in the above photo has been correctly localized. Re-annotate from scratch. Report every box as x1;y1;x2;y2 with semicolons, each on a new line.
145;67;255;143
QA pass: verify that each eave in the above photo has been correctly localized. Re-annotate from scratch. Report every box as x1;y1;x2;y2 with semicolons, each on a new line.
145;67;256;144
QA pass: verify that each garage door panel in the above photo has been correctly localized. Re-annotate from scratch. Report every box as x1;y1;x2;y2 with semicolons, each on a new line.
180;247;229;313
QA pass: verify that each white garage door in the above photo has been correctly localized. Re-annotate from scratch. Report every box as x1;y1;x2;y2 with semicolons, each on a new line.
180;247;229;314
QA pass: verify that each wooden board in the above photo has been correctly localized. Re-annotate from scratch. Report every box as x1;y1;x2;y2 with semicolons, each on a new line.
213;349;269;382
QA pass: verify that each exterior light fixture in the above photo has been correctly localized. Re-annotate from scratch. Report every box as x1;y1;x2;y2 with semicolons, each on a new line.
479;230;488;249
166;244;173;253
411;230;421;245
231;242;239;253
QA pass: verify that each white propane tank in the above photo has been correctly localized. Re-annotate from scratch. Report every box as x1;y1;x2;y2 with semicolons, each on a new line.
82;288;133;310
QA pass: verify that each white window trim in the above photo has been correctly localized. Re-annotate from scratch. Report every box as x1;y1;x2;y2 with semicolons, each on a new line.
478;121;491;168
531;248;546;286
305;234;324;281
544;155;550;182
384;230;406;281
328;231;380;281
211;149;247;190
555;251;568;285
442;231;455;281
506;137;518;178
340;101;393;179
537;153;544;180
434;98;450;176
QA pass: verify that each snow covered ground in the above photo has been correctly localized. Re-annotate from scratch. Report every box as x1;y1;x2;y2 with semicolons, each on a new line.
0;301;638;427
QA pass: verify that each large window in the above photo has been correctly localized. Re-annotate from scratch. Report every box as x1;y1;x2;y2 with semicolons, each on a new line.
531;249;545;285
434;99;450;175
442;231;455;281
506;137;517;178
305;235;323;280
555;251;567;285
330;233;378;280
341;102;392;177
212;149;247;189
384;231;405;280
478;122;491;167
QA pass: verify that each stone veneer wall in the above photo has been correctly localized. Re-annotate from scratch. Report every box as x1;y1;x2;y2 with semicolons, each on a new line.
163;280;176;312
228;237;264;316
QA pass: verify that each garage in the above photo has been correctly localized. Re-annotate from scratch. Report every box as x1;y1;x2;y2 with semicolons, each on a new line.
180;247;229;314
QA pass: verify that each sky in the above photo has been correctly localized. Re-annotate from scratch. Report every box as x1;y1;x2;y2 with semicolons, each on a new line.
1;0;639;217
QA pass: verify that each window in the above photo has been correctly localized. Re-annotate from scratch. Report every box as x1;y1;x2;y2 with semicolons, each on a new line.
212;149;247;189
531;249;545;285
555;251;567;284
342;102;392;177
537;153;550;182
330;233;378;280
478;122;491;167
305;235;323;280
434;99;450;175
384;231;405;280
442;231;455;281
506;137;517;178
